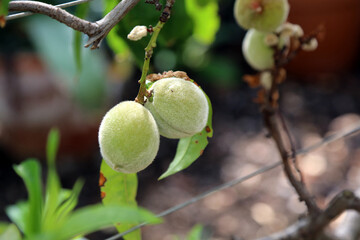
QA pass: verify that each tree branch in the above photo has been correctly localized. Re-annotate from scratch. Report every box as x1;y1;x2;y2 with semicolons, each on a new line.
8;1;99;34
256;190;360;240
261;68;321;215
6;0;92;21
334;189;360;240
8;0;141;49
86;0;141;48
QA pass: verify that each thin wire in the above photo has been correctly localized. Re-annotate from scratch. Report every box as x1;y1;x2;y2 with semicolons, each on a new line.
6;0;92;21
105;123;360;240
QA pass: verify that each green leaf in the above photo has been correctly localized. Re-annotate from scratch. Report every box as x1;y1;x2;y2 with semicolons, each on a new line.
0;223;8;234
185;0;220;45
104;0;194;68
159;93;213;180
0;0;10;28
187;224;203;240
0;224;22;240
107;26;131;58
43;129;61;231
74;3;89;74
55;179;84;224
5;202;28;234
13;159;43;236
100;160;141;240
46;128;60;165
56;204;162;240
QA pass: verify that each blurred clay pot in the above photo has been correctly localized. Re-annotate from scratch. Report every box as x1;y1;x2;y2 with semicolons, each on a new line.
286;0;360;76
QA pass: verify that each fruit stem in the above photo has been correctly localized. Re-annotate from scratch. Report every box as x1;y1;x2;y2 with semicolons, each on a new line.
135;21;165;104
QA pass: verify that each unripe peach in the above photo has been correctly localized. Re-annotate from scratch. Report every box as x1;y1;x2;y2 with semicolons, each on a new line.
242;29;275;71
145;77;208;139
98;101;160;173
234;0;289;32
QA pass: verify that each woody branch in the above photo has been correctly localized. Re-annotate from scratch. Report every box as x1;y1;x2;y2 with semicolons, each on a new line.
8;0;141;49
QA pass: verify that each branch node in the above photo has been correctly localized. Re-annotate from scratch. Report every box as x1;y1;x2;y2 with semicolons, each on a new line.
145;0;163;11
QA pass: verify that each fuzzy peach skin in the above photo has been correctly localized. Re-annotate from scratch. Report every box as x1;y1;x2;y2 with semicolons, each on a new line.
99;101;160;173
234;0;289;32
145;77;209;139
242;29;275;71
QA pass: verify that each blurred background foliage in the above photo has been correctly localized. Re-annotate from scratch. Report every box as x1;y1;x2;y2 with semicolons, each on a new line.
0;0;360;239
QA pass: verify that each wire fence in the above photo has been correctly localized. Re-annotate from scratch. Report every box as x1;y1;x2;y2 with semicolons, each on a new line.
6;0;92;20
105;123;360;240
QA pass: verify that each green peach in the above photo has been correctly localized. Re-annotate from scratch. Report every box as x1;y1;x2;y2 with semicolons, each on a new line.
145;77;208;139
98;101;160;173
234;0;289;32
242;29;275;71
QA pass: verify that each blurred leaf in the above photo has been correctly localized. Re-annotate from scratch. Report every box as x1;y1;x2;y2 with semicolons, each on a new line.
0;0;10;28
0;224;21;240
46;128;60;165
187;224;203;240
107;26;131;58
159;93;213;179
104;0;194;68
100;160;141;240
26;16;107;110
182;37;209;69
55;179;85;225
56;205;162;240
104;0;156;67
185;0;220;45
74;3;90;74
43;129;62;231
5;202;27;234
201;57;241;87
0;223;8;234
13;159;43;236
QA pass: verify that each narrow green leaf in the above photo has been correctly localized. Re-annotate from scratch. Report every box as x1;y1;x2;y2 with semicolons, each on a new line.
100;160;141;240
46;128;60;165
159;93;213;180
0;222;9;234
0;0;10;28
56;205;162;240
187;225;203;240
55;179;85;224
0;224;22;240
185;0;220;45
43;128;61;231
74;3;89;74
13;159;43;236
5;202;28;234
107;26;131;58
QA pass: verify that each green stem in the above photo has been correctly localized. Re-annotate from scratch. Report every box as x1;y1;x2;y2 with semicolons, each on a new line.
135;21;165;104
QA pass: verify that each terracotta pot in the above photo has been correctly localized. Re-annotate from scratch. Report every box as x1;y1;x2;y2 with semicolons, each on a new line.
286;0;360;76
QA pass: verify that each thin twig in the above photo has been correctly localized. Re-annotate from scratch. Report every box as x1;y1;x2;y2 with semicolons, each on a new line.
7;0;141;49
105;124;360;240
263;108;321;215
135;21;165;104
135;0;175;104
257;190;360;240
6;0;92;21
87;0;140;48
